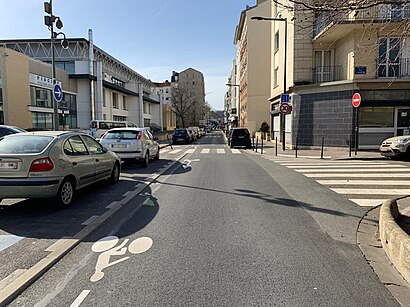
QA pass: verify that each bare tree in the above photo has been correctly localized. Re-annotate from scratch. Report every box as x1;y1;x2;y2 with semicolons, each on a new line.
170;86;195;128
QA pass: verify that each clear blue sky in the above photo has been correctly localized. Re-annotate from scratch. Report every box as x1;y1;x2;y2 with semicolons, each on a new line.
0;0;255;110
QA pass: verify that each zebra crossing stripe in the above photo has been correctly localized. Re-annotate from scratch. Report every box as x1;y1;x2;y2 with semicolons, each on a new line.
330;188;410;195
349;199;386;207
316;180;410;185
169;149;183;154
217;149;225;154
287;164;404;169
296;168;410;173
279;161;388;165
201;149;210;154
186;149;195;154
305;173;410;178
231;149;241;154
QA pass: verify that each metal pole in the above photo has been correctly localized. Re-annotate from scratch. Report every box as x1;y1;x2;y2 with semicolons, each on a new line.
295;137;298;158
252;135;255;150
281;19;287;151
51;0;59;131
349;134;352;157
256;136;258;153
167;135;173;149
275;137;278;156
355;107;359;155
321;137;324;159
261;136;263;155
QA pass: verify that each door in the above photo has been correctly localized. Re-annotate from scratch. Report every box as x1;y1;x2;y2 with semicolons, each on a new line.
143;130;158;158
81;135;113;180
63;136;96;187
397;108;410;136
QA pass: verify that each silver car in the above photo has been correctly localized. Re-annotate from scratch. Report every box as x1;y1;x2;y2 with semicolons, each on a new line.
0;131;121;207
99;128;160;167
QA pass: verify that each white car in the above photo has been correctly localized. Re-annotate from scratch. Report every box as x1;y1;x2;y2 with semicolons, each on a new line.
99;128;160;167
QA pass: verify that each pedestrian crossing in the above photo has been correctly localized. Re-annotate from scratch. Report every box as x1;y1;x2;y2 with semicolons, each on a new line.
263;156;410;207
161;146;243;155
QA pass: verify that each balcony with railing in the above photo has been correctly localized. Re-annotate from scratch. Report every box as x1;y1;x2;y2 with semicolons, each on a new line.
312;66;343;84
313;4;410;39
377;58;410;78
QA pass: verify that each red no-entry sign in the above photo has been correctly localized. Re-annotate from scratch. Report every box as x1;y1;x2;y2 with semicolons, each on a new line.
352;93;361;108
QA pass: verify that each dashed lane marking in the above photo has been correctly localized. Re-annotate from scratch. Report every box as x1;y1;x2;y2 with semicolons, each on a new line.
70;290;91;307
81;216;100;226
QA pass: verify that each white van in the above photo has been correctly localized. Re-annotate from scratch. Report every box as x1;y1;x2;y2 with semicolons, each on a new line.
90;120;138;138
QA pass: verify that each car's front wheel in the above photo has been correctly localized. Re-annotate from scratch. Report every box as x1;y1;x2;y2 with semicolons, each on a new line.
55;178;74;208
108;163;120;183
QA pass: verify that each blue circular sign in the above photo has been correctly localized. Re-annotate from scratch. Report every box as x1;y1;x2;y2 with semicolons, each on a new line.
53;84;63;102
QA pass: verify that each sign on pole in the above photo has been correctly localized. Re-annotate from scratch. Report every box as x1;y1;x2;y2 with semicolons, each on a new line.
280;103;292;115
352;93;361;108
280;94;290;103
53;84;63;103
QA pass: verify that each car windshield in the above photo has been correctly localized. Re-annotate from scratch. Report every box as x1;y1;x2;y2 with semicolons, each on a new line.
174;130;187;136
0;135;53;154
233;129;249;136
104;130;139;140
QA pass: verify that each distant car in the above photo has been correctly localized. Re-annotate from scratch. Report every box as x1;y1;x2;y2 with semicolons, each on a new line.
0;125;26;138
0;131;121;207
99;128;160;167
172;128;191;144
380;135;410;159
187;127;198;141
228;128;252;149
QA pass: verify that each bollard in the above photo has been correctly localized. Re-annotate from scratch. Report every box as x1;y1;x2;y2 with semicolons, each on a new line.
252;136;255;151
167;135;173;149
275;137;278;156
295;137;298;158
261;137;263;155
349;134;352;157
256;136;258;153
321;137;324;159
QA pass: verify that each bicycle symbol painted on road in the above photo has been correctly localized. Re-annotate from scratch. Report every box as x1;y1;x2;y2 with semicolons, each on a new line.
90;235;153;282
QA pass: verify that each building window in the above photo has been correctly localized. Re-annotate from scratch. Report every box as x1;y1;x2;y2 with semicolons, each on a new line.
274;31;280;53
103;114;106;120
59;93;77;128
123;96;127;110
314;50;334;82
359;106;394;128
113;115;127;121
32;112;54;130
30;86;52;108
378;37;401;77
112;77;125;88
113;92;118;108
274;67;279;87
144;118;151;127
103;89;106;107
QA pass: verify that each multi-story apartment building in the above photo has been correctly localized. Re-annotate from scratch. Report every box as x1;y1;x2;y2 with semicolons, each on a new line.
155;80;176;131
233;0;274;134
266;0;410;149
171;68;206;127
0;31;162;131
226;60;239;129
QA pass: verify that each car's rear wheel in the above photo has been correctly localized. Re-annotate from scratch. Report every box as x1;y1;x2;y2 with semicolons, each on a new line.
55;178;74;208
142;151;149;167
108;163;120;183
153;147;160;160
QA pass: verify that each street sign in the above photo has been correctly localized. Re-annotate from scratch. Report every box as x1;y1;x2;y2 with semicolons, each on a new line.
352;93;361;108
280;94;290;103
280;103;292;115
58;109;69;114
53;84;63;102
60;101;68;109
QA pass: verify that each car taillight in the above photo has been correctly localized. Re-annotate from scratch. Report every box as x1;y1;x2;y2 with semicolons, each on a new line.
136;133;142;140
29;158;54;172
100;132;108;140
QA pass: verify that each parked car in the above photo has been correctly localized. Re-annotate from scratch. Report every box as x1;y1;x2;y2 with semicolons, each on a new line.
172;128;192;144
0;131;121;207
99;128;160;167
0;125;26;138
187;127;198;141
228;128;252;149
380;135;410;159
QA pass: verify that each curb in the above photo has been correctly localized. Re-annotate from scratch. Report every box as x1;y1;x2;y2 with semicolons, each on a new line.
379;197;410;285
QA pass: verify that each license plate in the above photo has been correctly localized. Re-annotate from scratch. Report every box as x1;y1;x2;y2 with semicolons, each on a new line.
112;144;126;148
380;148;389;152
0;162;17;169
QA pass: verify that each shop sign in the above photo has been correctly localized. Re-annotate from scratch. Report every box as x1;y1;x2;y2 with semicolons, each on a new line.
29;73;61;88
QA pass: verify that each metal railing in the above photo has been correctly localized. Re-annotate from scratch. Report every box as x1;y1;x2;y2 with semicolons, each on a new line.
377;58;410;78
312;66;343;83
313;4;410;38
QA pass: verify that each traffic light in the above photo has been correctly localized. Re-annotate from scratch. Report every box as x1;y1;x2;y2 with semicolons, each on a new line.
44;2;53;27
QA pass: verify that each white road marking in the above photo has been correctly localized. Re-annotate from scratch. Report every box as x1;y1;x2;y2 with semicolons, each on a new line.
160;148;172;153
45;237;71;252
70;290;91;307
287;165;403;169
231;149;241;154
0;269;26;291
278;161;388;165
217;149;225;154
296;168;410;173
105;201;118;209
169;149;183;154
330;188;410;195
81;216;100;226
0;235;24;252
201;149;210;154
316;180;410;185
304;173;410;178
349;199;386;207
186;148;195;154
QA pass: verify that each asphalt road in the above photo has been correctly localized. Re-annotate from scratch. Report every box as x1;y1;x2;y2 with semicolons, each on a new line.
4;131;400;306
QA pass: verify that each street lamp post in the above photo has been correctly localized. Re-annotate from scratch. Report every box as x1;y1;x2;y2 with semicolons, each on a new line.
44;0;68;131
251;16;287;151
226;83;240;128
